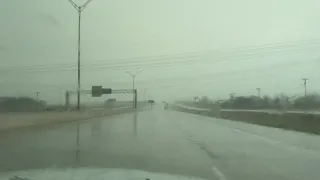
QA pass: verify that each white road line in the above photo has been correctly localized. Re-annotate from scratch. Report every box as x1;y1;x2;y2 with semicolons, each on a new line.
231;127;320;158
92;106;131;111
211;167;227;180
92;108;105;111
112;106;131;110
192;115;320;156
232;129;243;133
232;128;281;144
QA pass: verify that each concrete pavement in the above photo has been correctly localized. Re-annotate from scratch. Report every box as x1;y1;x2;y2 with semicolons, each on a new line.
0;105;319;180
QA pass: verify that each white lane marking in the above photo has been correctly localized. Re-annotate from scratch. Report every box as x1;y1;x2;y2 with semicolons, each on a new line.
92;108;105;111
112;106;131;110
92;106;131;111
211;167;227;180
232;129;243;133
232;128;281;144
191;114;320;156
231;127;320;158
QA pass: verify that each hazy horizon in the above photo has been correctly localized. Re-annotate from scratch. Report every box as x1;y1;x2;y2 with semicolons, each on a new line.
1;0;320;104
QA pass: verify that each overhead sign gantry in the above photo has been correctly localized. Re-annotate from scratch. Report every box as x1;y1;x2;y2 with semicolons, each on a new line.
65;86;138;109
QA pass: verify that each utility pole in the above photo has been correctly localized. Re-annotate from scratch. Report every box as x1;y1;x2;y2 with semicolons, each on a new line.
36;92;40;101
36;92;40;112
302;78;308;96
67;0;94;111
126;70;143;107
256;88;261;97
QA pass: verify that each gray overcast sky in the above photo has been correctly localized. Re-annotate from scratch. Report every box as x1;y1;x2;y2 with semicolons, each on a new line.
0;0;320;103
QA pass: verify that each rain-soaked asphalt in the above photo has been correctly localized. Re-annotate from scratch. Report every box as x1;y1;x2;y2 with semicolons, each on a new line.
0;105;320;180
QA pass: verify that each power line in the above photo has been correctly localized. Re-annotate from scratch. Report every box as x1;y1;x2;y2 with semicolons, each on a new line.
71;58;320;87
2;42;320;73
16;44;320;70
0;70;282;93
1;38;320;72
0;56;315;93
224;38;320;53
138;58;314;85
1;45;319;75
4;37;319;70
67;39;320;64
136;69;320;90
0;51;202;70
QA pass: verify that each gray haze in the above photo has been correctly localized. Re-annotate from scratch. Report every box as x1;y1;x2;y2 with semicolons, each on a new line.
0;0;320;104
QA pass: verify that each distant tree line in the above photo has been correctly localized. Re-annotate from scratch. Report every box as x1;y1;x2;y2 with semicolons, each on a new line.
191;93;320;110
0;97;46;112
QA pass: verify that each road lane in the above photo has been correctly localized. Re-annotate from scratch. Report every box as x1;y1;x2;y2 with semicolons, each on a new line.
168;110;320;180
0;106;319;180
0;108;215;179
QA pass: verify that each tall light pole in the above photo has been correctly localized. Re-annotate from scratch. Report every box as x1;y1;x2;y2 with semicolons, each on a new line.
126;70;143;107
67;0;94;111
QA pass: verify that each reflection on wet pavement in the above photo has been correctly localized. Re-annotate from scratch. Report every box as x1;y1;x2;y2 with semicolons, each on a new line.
1;105;320;180
0;107;213;179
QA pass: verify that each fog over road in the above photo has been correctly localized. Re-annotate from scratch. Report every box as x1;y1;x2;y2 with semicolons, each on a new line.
0;105;319;180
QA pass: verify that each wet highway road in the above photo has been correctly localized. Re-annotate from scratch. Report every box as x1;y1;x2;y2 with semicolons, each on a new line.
0;105;320;180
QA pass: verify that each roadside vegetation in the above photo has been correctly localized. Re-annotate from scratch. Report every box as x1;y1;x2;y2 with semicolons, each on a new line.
180;93;320;110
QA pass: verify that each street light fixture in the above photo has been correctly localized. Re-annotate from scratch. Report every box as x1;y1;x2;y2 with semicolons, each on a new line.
126;70;143;90
67;0;94;110
126;70;143;107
